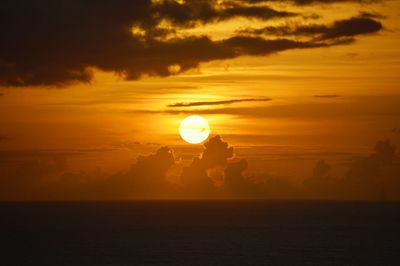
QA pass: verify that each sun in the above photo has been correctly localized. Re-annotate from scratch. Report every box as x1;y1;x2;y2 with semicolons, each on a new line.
179;115;210;144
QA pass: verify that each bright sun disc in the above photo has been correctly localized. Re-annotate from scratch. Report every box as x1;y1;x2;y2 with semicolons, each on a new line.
179;115;210;144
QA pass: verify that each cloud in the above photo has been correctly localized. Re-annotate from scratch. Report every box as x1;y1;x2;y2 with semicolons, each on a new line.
107;146;176;195
1;134;399;200
0;135;7;142
224;159;250;193
135;95;400;119
358;11;386;19
342;139;400;199
304;139;400;200
152;0;296;27
0;146;175;200
181;135;234;193
0;137;238;199
167;98;271;107
241;0;381;5
0;155;67;200
0;148;116;163
0;0;382;87
391;127;400;134
313;94;341;98
241;16;382;40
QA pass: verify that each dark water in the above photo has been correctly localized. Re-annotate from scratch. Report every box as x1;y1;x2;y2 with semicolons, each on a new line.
1;201;399;266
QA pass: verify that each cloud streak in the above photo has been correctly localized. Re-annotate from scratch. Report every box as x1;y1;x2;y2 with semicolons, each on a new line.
167;98;271;107
133;95;400;118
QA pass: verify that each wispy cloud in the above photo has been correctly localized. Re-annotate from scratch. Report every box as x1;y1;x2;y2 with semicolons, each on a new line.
132;95;400;119
167;98;271;107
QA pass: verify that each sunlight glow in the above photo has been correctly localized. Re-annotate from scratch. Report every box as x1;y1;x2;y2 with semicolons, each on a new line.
179;115;210;144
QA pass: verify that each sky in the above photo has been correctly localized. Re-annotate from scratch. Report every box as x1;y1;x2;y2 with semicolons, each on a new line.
1;0;400;200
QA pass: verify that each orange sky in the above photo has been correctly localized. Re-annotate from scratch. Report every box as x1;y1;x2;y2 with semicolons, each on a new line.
1;0;400;200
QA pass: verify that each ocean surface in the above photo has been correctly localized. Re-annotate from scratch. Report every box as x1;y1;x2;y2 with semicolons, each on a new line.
1;201;399;265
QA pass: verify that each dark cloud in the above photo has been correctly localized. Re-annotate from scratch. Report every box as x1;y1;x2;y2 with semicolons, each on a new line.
343;139;399;199
0;135;7;142
106;146;175;195
0;0;382;87
181;135;234;193
1;135;399;200
241;16;382;40
0;155;67;200
305;139;400;200
224;159;250;193
168;98;271;107
0;146;175;200
152;0;296;27
304;160;338;198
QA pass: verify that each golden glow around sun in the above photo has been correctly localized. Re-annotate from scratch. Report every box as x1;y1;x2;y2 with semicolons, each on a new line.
179;115;210;144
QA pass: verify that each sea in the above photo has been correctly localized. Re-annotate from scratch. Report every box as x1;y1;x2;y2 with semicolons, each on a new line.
1;201;399;265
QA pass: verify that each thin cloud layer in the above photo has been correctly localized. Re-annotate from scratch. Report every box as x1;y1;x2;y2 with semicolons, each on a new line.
168;98;271;107
140;95;400;119
0;0;383;87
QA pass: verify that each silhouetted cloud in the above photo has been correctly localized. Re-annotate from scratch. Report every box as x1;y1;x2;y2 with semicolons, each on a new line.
0;146;175;200
0;0;382;87
342;139;400;199
152;0;296;27
241;16;382;40
168;98;271;107
304;160;339;198
106;146;175;195
1;134;399;200
0;155;67;200
304;139;400;200
181;135;234;193
224;159;250;193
